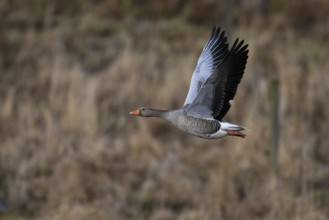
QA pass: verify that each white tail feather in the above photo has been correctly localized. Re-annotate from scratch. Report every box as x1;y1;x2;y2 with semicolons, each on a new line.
220;121;247;131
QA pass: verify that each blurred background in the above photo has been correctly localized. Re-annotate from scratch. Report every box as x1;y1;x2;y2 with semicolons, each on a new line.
0;0;329;219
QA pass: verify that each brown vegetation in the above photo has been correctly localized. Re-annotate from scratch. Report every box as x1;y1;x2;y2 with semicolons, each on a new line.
0;1;329;219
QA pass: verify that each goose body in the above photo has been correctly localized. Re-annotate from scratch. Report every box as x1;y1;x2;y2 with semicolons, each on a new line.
130;26;249;139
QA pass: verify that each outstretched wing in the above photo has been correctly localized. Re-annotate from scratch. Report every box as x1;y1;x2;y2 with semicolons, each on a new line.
183;26;228;108
214;39;249;120
185;38;249;119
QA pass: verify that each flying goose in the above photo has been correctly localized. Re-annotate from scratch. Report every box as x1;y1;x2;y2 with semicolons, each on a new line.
130;26;249;139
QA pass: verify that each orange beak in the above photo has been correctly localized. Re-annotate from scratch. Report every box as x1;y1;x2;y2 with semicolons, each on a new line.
130;108;141;116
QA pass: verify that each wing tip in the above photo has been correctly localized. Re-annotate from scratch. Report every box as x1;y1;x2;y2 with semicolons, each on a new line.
231;38;249;54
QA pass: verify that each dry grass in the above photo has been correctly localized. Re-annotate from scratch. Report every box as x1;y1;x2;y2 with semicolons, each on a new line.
0;1;329;220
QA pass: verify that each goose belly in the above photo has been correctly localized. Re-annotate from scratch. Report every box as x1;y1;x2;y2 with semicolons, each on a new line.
176;115;221;138
208;128;228;138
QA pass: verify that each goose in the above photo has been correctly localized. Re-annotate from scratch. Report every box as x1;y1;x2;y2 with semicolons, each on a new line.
130;26;249;139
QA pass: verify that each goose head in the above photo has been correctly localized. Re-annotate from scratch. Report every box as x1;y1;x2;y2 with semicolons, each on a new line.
130;107;156;117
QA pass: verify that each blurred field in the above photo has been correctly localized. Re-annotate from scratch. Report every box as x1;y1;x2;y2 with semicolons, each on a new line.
1;0;329;219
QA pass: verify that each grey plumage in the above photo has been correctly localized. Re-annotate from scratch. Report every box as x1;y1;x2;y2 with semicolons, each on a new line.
184;27;229;107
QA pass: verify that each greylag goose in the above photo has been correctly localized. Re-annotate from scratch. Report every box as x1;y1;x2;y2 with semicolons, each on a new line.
130;26;249;139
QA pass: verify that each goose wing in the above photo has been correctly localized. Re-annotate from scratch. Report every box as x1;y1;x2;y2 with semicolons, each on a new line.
183;26;228;108
185;38;249;119
215;39;249;120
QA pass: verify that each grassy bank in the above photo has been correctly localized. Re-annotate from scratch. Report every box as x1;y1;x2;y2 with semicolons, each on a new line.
0;1;329;219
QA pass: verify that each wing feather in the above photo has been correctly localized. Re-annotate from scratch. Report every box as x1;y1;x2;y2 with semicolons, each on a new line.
214;39;249;120
185;38;249;119
183;26;228;107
